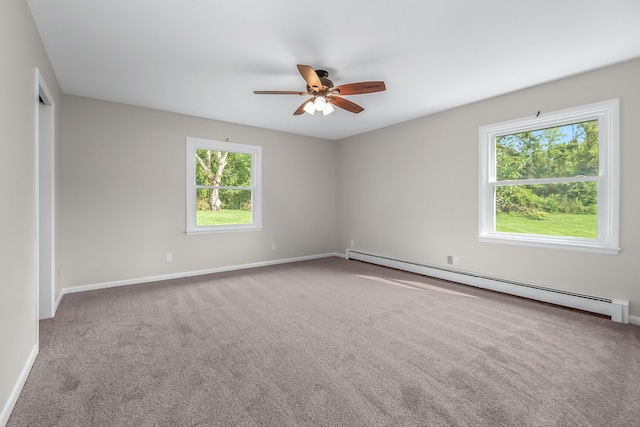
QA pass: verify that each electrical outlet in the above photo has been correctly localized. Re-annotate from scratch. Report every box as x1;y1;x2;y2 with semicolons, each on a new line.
350;240;355;247
271;243;276;250
447;255;460;265
166;253;173;262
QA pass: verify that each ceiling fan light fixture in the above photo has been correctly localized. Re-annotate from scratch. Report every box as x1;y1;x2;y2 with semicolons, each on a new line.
322;102;335;116
303;101;315;115
313;96;327;111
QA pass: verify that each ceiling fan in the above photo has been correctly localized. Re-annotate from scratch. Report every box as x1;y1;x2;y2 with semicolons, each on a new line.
253;64;386;116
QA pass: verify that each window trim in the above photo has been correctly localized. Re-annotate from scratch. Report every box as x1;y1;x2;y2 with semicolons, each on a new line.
478;99;620;254
185;137;262;235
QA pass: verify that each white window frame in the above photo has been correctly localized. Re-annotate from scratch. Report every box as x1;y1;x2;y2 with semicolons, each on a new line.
478;99;620;254
186;137;262;235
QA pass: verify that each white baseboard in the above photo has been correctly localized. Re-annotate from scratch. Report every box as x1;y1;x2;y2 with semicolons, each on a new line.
58;252;344;299
54;290;63;313
346;249;632;324
0;344;38;427
630;315;640;326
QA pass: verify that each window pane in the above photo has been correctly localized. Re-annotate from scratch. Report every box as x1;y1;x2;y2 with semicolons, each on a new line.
194;150;252;187
196;189;252;226
496;120;598;180
495;182;597;238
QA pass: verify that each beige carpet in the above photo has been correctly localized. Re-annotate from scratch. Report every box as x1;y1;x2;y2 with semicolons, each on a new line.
8;257;640;426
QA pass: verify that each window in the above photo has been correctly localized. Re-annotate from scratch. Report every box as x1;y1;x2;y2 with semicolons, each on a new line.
478;99;619;254
186;137;262;234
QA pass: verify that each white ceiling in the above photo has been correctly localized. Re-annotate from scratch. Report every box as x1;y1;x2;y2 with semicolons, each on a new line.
27;0;640;140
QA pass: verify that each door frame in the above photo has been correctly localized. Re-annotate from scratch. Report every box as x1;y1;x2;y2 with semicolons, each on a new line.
35;68;56;327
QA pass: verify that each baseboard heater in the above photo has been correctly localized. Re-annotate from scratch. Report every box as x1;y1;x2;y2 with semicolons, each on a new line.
345;249;629;324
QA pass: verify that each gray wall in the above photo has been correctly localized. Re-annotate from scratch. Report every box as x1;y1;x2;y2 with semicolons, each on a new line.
59;95;338;289
337;58;640;318
0;0;61;421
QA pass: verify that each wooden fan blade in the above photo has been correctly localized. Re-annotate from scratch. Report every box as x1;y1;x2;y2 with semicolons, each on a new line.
328;96;364;114
293;98;313;115
332;81;386;95
297;64;323;92
254;90;308;95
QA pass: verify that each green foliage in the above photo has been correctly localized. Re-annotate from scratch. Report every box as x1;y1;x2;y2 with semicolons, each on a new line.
525;211;548;220
219;189;252;211
495;120;599;222
497;121;598;181
196;191;211;211
496;185;551;220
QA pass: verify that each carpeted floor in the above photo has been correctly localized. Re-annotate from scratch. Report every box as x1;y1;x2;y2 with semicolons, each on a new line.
8;257;640;426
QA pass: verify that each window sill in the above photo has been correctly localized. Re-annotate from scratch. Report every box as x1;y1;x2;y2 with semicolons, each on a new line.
186;226;263;235
478;234;620;255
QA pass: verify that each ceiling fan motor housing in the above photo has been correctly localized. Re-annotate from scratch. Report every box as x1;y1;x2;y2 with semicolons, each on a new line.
307;69;333;92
